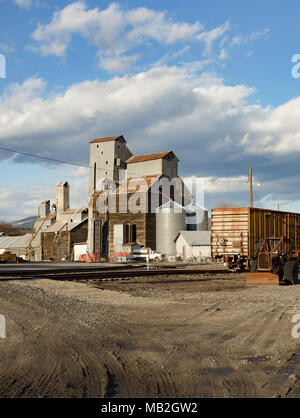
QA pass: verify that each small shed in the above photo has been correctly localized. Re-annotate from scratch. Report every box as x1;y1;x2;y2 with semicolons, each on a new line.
175;231;211;260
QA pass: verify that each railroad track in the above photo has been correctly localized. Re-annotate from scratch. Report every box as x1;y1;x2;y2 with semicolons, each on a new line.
0;268;231;282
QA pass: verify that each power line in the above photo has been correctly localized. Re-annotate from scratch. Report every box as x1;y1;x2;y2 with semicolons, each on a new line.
0;145;250;183
0;146;88;168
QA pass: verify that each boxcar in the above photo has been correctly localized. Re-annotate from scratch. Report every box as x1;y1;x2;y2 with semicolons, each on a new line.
211;207;300;269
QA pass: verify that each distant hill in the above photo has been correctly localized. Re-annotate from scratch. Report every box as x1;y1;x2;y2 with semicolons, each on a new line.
10;216;37;230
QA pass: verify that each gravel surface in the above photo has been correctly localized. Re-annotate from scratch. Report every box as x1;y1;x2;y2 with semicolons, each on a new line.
0;273;300;397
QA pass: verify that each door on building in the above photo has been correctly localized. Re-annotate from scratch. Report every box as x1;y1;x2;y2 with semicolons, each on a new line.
101;221;109;259
182;246;186;260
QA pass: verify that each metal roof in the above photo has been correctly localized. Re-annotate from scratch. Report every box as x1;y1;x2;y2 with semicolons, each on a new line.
43;218;87;233
90;135;125;144
176;231;211;246
126;151;179;164
0;234;33;249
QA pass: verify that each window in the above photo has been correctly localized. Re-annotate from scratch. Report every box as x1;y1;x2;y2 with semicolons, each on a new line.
170;185;175;201
132;224;137;242
93;163;97;191
123;223;137;244
159;185;163;207
123;222;130;244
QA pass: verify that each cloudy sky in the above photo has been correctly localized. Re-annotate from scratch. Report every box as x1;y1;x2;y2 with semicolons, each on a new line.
1;0;300;220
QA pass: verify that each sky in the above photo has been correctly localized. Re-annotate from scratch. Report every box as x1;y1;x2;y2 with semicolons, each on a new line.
1;0;300;220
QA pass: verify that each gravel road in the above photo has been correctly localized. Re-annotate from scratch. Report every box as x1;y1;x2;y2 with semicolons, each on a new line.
0;274;300;397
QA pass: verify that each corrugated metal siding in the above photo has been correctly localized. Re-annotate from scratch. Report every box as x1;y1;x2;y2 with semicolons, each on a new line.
0;234;33;249
211;208;249;257
212;207;300;259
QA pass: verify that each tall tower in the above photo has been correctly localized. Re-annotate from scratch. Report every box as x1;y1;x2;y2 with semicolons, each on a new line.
56;181;70;221
87;135;132;255
88;135;132;196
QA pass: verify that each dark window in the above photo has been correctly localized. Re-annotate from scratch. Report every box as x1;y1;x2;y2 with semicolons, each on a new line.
132;225;137;242
123;223;130;244
170;185;175;201
123;223;137;244
159;186;163;207
93;162;97;191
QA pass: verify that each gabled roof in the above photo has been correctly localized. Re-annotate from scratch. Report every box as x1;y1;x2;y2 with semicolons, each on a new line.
126;151;179;164
175;231;211;246
90;135;126;144
42;218;87;233
57;181;69;187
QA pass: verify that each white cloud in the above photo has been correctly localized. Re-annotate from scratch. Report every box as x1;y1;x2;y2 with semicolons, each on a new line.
0;183;53;221
0;65;299;162
0;177;88;221
230;28;269;46
63;167;89;178
13;0;32;9
29;3;270;73
31;2;203;55
1;64;300;215
219;48;229;60
99;54;139;74
197;21;230;55
30;2;231;72
203;176;249;193
0;63;300;165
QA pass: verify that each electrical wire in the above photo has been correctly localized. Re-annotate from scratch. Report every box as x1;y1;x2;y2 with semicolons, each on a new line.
0;145;250;183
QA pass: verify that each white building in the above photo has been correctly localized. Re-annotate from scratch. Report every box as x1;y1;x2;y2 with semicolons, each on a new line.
175;231;211;260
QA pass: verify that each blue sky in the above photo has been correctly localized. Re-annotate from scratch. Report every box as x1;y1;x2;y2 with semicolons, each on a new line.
1;0;300;220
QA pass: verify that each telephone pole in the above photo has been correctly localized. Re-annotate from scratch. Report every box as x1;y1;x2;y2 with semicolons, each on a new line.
249;165;253;208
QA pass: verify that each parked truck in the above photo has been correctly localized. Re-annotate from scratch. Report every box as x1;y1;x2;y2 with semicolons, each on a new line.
126;247;162;262
211;207;300;284
0;252;17;263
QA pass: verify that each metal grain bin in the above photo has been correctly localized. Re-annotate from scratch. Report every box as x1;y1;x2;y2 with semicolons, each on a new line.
156;201;186;256
185;202;209;231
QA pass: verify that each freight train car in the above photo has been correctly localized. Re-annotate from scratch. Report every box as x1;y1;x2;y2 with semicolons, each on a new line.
211;207;300;270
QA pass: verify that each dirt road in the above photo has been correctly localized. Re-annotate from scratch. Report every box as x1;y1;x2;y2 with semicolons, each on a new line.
0;273;300;397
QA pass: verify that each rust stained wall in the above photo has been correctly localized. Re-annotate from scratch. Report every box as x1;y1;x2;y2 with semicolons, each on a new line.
41;221;88;260
42;231;70;260
211;207;300;259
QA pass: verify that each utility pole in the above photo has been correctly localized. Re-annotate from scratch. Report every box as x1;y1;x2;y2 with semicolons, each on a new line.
249;165;253;208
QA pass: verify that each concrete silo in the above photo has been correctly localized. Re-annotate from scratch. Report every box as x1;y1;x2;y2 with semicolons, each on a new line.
185;201;209;231
156;201;186;257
